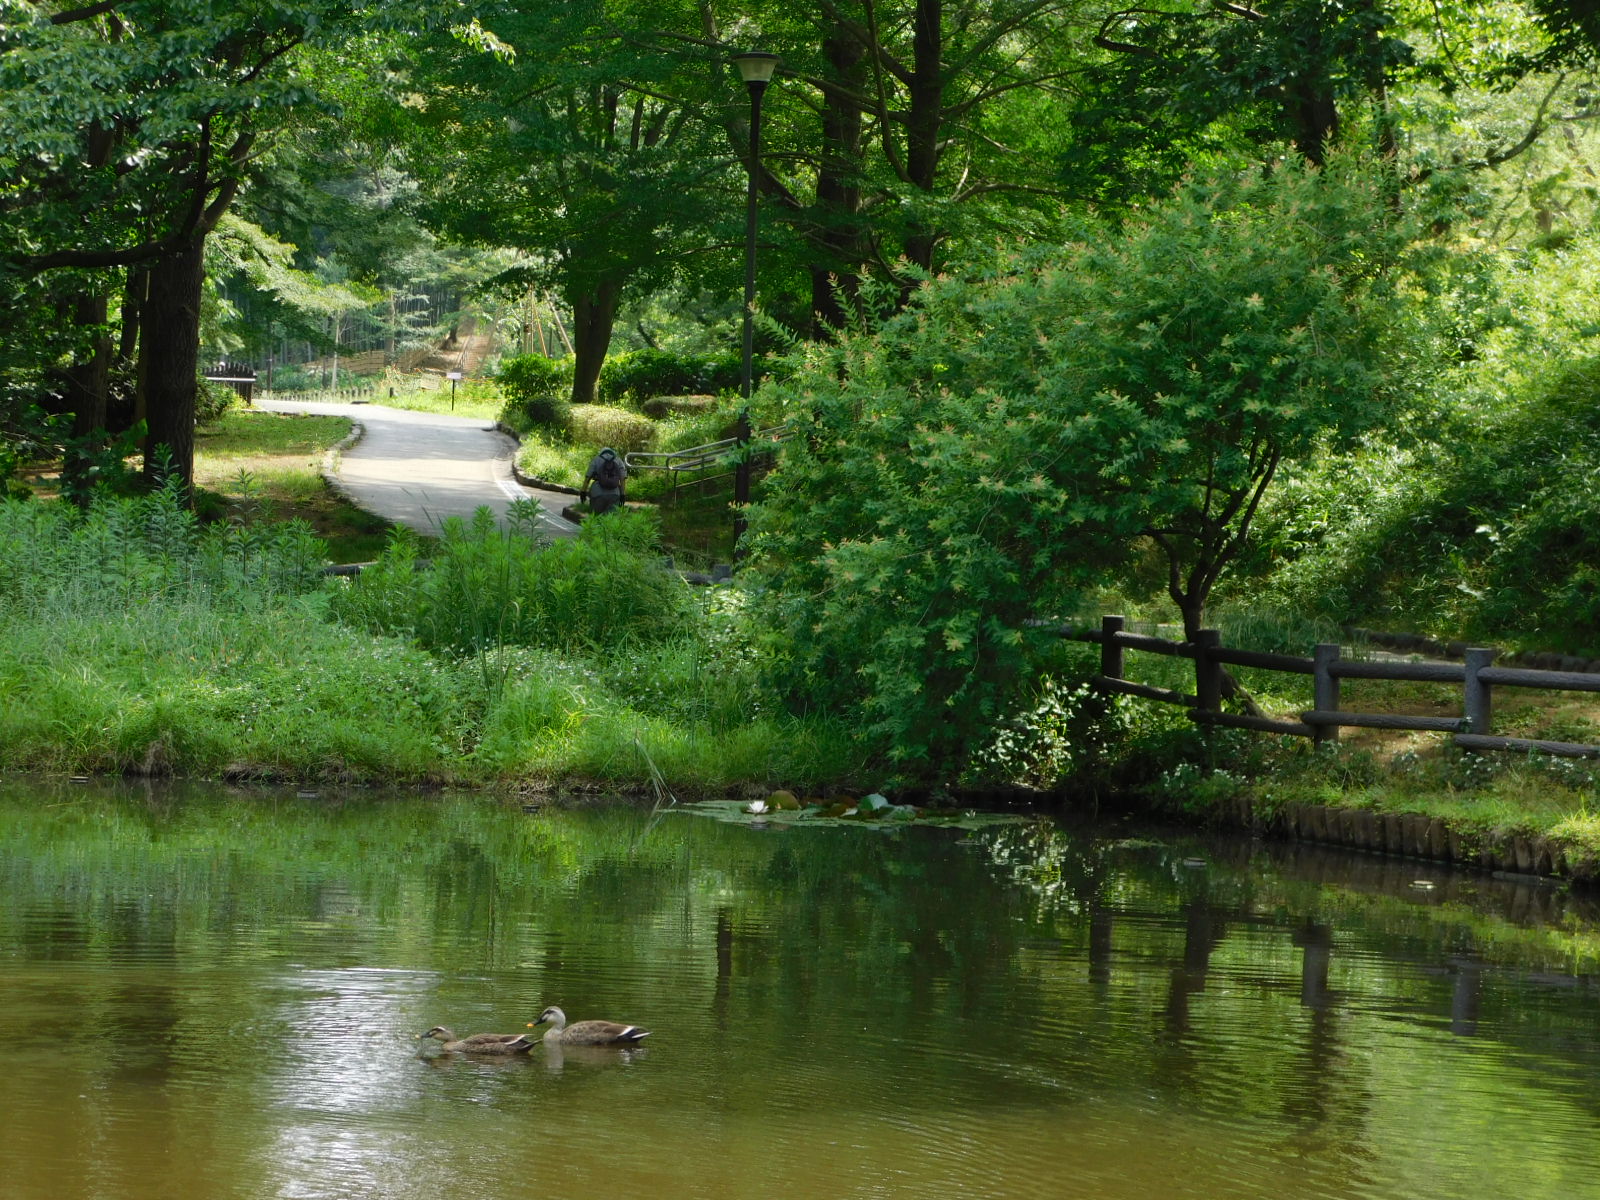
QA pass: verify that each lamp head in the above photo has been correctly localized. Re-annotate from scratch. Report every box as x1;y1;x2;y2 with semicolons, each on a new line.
732;51;779;86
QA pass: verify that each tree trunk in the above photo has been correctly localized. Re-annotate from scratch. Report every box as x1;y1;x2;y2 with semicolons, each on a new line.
140;234;205;494
568;281;621;406
1288;79;1338;166
811;24;869;336
902;0;945;274
119;266;147;434
56;292;114;501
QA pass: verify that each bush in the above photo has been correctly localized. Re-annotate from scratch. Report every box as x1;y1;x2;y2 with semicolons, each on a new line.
0;479;326;617
196;376;236;426
327;503;688;655
1262;352;1600;653
598;349;741;407
497;354;573;431
748;155;1412;778
569;404;656;454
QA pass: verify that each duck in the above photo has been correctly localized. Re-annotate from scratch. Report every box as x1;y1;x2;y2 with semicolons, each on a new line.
419;1026;536;1055
528;1006;650;1046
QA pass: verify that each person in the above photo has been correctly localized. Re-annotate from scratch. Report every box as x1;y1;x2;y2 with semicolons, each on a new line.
582;446;628;515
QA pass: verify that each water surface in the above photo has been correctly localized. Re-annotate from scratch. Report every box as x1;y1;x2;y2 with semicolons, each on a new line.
1;779;1597;1199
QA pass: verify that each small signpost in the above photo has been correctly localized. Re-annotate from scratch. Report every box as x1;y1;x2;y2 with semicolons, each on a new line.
447;371;463;409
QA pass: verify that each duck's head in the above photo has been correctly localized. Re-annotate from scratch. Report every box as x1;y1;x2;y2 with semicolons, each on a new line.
420;1026;454;1042
528;1006;565;1029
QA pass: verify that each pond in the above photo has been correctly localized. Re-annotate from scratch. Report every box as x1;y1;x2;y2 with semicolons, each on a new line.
2;778;1598;1200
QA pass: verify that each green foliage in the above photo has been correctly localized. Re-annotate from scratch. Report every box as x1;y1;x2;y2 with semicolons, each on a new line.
497;354;573;431
0;597;488;779
328;504;688;656
1272;348;1600;651
568;404;657;455
597;349;741;407
1254;230;1600;650
195;377;236;427
0;481;325;618
750;157;1418;777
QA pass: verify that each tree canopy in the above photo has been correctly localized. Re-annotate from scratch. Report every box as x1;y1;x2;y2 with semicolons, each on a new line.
749;155;1426;774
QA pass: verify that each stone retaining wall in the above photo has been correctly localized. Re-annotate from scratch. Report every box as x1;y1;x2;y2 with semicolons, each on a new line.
1213;795;1596;884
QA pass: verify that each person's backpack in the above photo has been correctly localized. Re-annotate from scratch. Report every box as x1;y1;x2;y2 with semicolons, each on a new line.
595;454;624;490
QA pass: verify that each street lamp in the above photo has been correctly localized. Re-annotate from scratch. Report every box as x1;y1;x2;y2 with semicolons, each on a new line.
731;50;778;552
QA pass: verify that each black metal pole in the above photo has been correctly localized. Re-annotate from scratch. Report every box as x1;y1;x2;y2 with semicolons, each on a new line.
733;75;767;550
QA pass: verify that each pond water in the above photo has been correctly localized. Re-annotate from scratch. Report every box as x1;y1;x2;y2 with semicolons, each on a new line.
2;779;1598;1200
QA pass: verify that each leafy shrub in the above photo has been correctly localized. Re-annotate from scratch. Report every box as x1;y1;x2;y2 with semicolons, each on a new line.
196;377;236;426
328;503;688;654
263;363;316;391
1264;352;1600;652
0;479;326;617
497;354;573;431
569;404;656;454
749;156;1411;778
598;349;741;407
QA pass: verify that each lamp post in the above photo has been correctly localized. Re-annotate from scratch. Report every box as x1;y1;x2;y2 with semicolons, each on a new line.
731;50;778;552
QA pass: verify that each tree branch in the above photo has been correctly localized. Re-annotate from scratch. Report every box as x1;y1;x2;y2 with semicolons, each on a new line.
49;0;120;24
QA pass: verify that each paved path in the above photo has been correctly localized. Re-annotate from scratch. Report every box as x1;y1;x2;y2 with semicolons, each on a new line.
258;399;578;541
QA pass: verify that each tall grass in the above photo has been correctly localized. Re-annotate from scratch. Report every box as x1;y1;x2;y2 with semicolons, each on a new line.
0;489;861;791
0;601;477;777
0;480;325;615
328;504;688;654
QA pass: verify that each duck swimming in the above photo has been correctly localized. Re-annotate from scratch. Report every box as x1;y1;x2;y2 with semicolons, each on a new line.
528;1006;650;1046
420;1026;536;1055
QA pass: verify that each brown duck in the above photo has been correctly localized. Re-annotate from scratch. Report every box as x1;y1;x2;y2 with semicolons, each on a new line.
420;1026;535;1055
528;1006;650;1046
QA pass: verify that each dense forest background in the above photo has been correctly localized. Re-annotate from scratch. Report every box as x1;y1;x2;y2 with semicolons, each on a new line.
6;0;1600;780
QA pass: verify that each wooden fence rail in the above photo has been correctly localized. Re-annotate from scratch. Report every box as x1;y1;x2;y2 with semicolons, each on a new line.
1064;615;1600;759
257;385;380;405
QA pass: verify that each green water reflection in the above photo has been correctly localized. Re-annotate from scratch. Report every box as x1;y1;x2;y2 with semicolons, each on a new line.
1;779;1597;1200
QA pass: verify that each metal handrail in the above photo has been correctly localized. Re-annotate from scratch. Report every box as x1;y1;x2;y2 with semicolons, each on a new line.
625;424;790;472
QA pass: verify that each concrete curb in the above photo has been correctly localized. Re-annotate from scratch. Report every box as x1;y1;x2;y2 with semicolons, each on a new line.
319;419;368;513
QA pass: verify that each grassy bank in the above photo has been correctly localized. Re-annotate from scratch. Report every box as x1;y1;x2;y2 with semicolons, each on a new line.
192;408;396;562
1058;628;1600;872
7;407;1600;875
0;484;862;796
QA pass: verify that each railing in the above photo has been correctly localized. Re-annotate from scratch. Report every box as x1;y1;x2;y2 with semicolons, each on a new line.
256;384;381;405
205;361;257;405
1063;615;1600;759
626;424;791;498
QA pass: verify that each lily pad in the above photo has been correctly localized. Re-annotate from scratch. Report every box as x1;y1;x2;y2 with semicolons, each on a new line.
676;799;1034;832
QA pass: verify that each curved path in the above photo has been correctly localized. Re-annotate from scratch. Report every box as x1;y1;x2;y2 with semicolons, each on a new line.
258;399;578;541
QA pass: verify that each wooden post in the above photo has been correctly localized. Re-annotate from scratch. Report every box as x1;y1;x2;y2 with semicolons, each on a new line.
1101;615;1125;681
1463;646;1496;738
1313;643;1342;748
1194;629;1223;715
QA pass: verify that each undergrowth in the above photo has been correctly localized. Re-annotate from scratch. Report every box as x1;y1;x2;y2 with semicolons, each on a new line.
0;488;859;792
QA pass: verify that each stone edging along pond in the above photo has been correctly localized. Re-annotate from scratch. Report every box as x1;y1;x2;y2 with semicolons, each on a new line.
1201;794;1596;885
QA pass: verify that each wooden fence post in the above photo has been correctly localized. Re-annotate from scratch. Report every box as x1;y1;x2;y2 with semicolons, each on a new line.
1463;647;1496;738
1101;615;1125;681
1194;629;1223;715
1313;643;1342;748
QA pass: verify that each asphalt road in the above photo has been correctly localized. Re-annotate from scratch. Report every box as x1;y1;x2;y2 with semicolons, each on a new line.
258;398;578;540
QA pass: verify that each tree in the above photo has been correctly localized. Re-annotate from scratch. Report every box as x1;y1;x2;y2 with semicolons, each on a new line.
694;0;1095;330
404;1;736;405
1084;0;1412;170
750;155;1422;773
0;0;461;494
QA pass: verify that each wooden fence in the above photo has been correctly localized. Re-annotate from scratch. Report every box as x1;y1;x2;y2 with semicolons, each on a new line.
204;361;257;405
256;384;380;405
1065;615;1600;759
